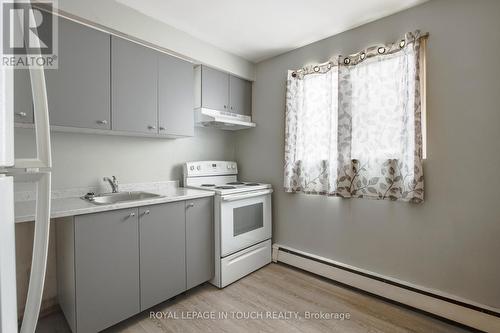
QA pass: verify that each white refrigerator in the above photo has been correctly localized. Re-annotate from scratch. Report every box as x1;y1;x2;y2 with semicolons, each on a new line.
0;3;53;332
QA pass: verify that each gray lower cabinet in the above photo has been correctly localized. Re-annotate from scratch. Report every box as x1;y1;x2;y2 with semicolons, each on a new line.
186;197;214;289
75;208;140;333
56;198;213;333
201;66;229;112
14;69;34;124
57;209;141;333
45;18;111;129
158;54;194;136
112;36;158;134
229;75;252;116
139;202;186;310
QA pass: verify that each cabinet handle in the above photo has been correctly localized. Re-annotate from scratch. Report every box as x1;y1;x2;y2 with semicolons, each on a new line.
187;203;194;208
148;125;156;130
97;120;108;125
127;212;136;218
16;112;27;117
230;106;233;110
142;210;150;216
223;105;227;109
159;126;165;131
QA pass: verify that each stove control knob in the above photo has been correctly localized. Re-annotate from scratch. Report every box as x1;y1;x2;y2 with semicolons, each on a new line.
196;165;201;171
232;165;236;169
227;165;231;169
189;166;194;171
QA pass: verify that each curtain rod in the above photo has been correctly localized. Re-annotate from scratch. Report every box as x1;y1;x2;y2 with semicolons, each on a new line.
292;32;429;78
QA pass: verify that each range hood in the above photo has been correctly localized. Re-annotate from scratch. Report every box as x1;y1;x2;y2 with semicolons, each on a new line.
194;108;256;130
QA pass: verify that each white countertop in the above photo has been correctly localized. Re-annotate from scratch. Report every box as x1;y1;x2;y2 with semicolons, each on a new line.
15;187;214;223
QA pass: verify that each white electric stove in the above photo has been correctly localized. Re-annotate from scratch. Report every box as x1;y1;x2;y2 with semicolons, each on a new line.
183;161;272;288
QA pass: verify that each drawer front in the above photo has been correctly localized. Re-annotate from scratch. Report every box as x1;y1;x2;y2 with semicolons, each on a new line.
220;239;271;288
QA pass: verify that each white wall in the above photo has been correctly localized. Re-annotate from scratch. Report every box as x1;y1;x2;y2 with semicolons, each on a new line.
56;0;255;80
235;0;500;309
15;127;236;189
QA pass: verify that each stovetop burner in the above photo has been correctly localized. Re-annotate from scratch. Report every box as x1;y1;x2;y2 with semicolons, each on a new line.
215;186;237;189
201;184;215;187
245;183;260;186
227;182;245;185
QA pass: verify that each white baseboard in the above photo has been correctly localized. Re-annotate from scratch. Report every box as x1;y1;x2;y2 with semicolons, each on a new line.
272;244;500;332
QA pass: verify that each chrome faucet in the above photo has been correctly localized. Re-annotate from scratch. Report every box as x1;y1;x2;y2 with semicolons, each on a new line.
103;176;119;193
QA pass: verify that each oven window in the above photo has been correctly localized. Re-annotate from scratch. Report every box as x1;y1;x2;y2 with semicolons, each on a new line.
233;203;263;236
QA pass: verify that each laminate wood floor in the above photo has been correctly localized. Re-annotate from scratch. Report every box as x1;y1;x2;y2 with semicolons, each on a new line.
36;263;473;333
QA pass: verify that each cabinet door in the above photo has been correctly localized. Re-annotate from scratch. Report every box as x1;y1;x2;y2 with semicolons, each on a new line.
74;208;140;333
139;202;186;310
14;69;34;123
201;66;229;112
186;197;214;289
158;55;194;136
229;75;252;116
45;18;111;129
112;37;158;134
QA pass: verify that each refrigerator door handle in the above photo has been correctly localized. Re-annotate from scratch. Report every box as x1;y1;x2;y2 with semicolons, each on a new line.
14;65;52;169
19;171;52;333
0;176;17;333
13;4;52;170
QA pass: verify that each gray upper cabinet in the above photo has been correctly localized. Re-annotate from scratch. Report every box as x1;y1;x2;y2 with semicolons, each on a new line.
16;16;197;137
45;18;111;129
112;37;158;134
139;202;186;310
158;54;194;136
201;66;229;112
186;197;214;289
14;69;34;124
229;75;252;116
197;65;252;118
74;208;140;333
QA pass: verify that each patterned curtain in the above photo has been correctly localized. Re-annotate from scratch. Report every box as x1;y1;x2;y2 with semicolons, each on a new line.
284;31;425;203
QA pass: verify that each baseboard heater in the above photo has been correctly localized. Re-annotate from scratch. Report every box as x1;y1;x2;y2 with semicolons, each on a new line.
272;244;500;332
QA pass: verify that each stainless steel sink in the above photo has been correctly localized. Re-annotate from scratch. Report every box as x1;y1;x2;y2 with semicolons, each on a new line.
82;191;162;205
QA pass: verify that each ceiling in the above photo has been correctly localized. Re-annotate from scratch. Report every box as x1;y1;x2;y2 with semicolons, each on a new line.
116;0;428;63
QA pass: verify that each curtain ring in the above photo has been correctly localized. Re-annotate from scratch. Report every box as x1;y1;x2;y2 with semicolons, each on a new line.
291;72;297;78
313;66;320;72
343;58;350;65
360;52;366;60
327;63;332;69
377;47;386;54
399;40;406;48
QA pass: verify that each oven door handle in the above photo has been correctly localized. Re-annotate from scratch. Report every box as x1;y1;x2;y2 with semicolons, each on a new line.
222;189;273;202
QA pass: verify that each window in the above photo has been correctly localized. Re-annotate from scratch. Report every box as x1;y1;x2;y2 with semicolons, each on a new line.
284;31;426;203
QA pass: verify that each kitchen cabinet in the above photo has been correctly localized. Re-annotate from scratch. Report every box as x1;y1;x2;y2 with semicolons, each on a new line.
56;197;214;332
158;54;194;136
14;15;196;137
186;197;214;289
111;36;158;134
74;208;140;333
139;202;186;310
200;65;229;112
229;75;252;116
14;69;34;124
45;18;111;129
196;65;252;118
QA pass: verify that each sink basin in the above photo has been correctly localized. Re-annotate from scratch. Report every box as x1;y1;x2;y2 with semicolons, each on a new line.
82;191;162;205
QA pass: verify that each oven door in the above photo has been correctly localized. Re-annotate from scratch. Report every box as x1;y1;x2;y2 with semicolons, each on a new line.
220;189;272;257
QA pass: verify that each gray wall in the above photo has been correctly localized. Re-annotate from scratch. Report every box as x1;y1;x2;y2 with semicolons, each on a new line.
235;0;500;308
15;128;235;189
